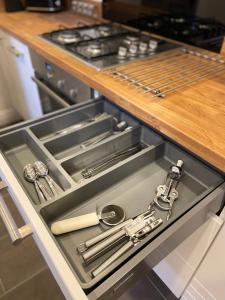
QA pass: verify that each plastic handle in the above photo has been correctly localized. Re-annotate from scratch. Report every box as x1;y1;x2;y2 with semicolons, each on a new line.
51;212;100;235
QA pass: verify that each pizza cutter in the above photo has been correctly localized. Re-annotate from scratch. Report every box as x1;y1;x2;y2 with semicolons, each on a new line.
51;204;125;235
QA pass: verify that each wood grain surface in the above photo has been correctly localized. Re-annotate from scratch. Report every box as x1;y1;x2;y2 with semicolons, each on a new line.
0;0;5;12
0;11;225;173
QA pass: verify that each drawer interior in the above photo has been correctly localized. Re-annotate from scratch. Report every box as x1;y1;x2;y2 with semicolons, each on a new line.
0;97;223;292
40;141;223;288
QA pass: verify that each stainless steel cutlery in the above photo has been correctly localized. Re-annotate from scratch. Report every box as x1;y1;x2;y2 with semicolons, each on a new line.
34;161;63;196
24;161;63;204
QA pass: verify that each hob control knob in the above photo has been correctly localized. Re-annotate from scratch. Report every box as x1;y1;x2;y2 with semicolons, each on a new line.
129;44;138;56
149;40;158;51
118;46;128;58
70;88;78;99
57;79;65;89
139;42;148;53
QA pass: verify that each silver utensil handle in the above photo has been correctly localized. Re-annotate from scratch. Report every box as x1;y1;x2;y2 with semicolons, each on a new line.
34;181;45;204
0;182;32;244
46;175;63;195
92;240;134;277
36;181;52;201
81;131;112;148
82;229;126;263
78;219;132;252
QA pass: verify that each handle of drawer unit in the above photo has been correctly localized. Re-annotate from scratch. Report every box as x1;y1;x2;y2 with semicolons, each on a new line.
0;181;33;245
31;76;70;108
7;45;24;57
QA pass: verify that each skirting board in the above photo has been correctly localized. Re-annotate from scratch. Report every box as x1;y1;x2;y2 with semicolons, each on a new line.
0;107;20;127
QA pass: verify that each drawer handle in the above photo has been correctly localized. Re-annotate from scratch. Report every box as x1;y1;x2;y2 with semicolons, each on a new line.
7;45;24;57
31;76;70;108
0;182;32;245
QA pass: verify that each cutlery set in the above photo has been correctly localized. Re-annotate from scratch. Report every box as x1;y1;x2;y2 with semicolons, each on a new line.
24;161;63;204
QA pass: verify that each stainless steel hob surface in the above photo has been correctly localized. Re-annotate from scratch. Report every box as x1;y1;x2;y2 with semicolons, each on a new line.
41;23;180;70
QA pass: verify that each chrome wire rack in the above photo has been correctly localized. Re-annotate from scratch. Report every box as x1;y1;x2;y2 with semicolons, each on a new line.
103;48;225;97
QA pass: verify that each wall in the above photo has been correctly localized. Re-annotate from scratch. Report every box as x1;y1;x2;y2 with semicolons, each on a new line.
196;0;225;23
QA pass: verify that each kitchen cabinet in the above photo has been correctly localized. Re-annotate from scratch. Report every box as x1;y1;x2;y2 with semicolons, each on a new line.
0;30;43;120
182;212;225;300
0;32;19;127
154;211;224;298
0;97;224;300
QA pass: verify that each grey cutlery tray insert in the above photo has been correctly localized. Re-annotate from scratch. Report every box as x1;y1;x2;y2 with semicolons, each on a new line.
0;98;224;291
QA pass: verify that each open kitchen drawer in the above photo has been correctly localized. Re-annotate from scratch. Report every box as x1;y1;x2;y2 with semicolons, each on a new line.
0;97;224;300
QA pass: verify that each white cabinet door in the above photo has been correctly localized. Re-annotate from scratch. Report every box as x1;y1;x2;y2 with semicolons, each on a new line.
0;31;19;126
182;216;225;300
1;32;43;120
154;213;224;298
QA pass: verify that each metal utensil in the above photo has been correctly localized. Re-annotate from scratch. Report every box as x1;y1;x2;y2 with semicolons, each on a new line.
51;204;125;235
24;164;52;203
57;112;108;135
80;118;130;149
81;144;142;179
148;160;183;220
43;112;109;141
33;161;63;197
77;210;162;276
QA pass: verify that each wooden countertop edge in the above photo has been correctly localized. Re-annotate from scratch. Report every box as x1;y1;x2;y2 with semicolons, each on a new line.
0;12;225;173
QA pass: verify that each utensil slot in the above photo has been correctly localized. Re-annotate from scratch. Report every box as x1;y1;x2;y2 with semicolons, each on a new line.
44;116;115;160
30;101;105;140
61;126;152;182
0;130;70;205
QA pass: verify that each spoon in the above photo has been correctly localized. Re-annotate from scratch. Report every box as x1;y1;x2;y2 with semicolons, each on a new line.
33;161;63;196
80;118;130;149
24;164;52;203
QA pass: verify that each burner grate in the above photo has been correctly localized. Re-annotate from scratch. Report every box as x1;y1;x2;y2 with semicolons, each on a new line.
103;48;225;97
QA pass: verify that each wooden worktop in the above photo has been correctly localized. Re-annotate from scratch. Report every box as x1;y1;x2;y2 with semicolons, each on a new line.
0;11;225;173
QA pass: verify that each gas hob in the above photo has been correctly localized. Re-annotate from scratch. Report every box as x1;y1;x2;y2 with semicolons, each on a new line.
126;15;225;53
41;23;179;70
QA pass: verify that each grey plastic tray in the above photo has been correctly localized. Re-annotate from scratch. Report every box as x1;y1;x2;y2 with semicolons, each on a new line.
40;141;223;289
0;97;223;292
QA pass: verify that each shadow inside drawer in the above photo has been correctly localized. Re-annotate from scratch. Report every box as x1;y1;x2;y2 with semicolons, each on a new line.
40;141;223;288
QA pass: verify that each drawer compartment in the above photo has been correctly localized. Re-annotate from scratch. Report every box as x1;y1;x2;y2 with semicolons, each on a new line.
0;129;71;205
30;101;105;140
45;116;116;160
40;141;223;289
61;126;153;183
